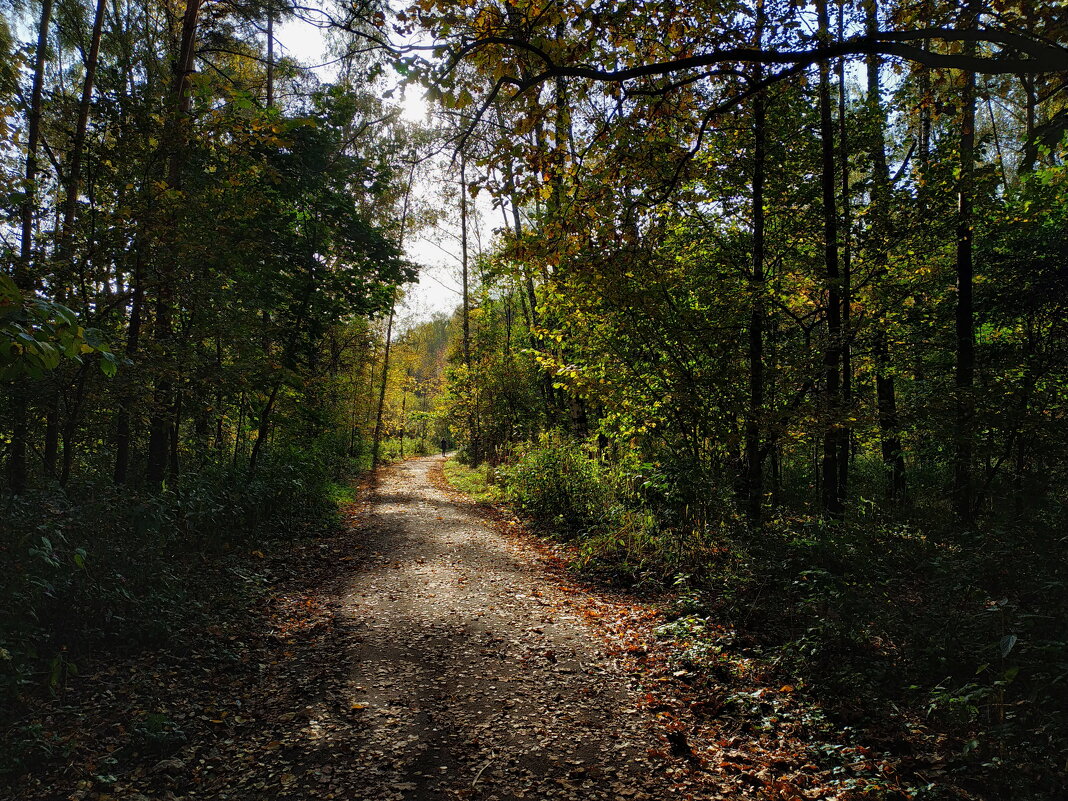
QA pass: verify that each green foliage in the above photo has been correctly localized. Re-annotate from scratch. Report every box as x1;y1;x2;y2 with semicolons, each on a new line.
0;277;117;380
0;446;340;751
443;458;501;503
499;434;614;537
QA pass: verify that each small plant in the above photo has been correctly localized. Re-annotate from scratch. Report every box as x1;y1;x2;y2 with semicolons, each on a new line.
499;433;614;538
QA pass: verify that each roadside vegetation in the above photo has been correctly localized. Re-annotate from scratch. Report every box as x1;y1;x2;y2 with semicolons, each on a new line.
5;0;1068;798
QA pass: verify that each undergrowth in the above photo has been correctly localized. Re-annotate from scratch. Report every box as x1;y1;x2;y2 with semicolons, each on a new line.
0;436;423;775
485;434;1068;800
442;459;501;503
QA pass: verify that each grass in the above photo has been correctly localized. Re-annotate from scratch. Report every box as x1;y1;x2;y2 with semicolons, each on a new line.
443;459;502;503
326;481;358;506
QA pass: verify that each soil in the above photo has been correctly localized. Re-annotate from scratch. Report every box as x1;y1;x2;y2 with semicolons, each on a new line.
333;454;675;800
4;456;693;800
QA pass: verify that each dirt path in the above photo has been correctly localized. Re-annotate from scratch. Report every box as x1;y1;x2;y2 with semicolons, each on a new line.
5;456;696;801
333;455;674;800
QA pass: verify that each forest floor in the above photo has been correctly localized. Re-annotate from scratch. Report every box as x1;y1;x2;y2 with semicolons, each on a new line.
2;457;701;800
5;455;921;800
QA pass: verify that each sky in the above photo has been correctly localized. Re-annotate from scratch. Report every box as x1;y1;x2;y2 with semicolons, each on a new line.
275;15;496;328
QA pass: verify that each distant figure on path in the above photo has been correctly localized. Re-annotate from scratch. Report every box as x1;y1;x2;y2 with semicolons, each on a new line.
440;438;448;457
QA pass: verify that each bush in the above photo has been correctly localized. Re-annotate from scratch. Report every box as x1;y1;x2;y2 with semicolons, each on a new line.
0;445;342;750
499;433;615;537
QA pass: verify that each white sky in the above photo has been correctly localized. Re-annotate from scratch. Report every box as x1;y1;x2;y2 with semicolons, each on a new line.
276;16;497;328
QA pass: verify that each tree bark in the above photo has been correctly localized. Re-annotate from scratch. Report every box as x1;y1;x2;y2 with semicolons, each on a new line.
817;0;844;518
59;0;107;258
837;1;852;504
147;0;203;488
266;1;274;108
8;0;56;493
371;305;394;470
371;163;414;470
460;151;471;368
114;247;145;484
743;0;767;525
866;0;907;502
952;0;979;524
249;382;280;474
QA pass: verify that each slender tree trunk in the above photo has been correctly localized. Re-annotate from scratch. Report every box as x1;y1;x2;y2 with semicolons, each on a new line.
460;151;471;367
233;392;245;467
953;0;979;524
44;390;60;478
214;337;225;450
865;0;906;502
371;306;394;470
399;376;408;458
60;367;89;485
114;257;144;484
266;2;274;108
60;0;106;257
17;0;54;290
8;0;56;493
47;0;102;480
837;2;852;503
365;359;376;427
371;163;415;470
147;0;202;488
1020;74;1037;175
817;0;844;518
249;382;280;474
499;108;555;425
744;0;767;525
169;388;183;481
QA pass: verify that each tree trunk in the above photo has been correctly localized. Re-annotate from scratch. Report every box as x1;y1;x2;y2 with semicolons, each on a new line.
249;382;280;474
399;376;408;458
17;0;54;290
460;150;471;368
953;0;979;524
743;0;767;525
266;2;274;108
369;160;416;469
147;0;203;488
46;0;99;466
43;387;60;479
114;255;144;484
60;367;90;485
1020;74;1037;175
59;0;106;259
866;0;907;502
371;305;394;470
817;0;844;518
8;0;56;493
836;1;852;503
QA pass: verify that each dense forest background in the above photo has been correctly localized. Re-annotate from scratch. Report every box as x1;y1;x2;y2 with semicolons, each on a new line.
4;0;1068;797
0;0;456;769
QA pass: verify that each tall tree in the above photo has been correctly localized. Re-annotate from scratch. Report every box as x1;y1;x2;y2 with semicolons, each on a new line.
817;0;844;518
743;0;767;525
9;0;56;493
865;0;906;502
953;0;980;523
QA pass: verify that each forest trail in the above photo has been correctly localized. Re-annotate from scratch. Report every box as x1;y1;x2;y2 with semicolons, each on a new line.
7;455;709;801
331;455;675;799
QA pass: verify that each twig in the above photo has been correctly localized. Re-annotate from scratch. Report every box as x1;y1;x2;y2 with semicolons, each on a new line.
471;753;496;788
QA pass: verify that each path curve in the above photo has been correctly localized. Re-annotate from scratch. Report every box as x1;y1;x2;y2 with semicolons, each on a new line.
340;455;674;800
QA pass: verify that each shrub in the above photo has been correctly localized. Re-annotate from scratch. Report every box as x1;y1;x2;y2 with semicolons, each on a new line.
0;445;343;747
499;433;615;537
